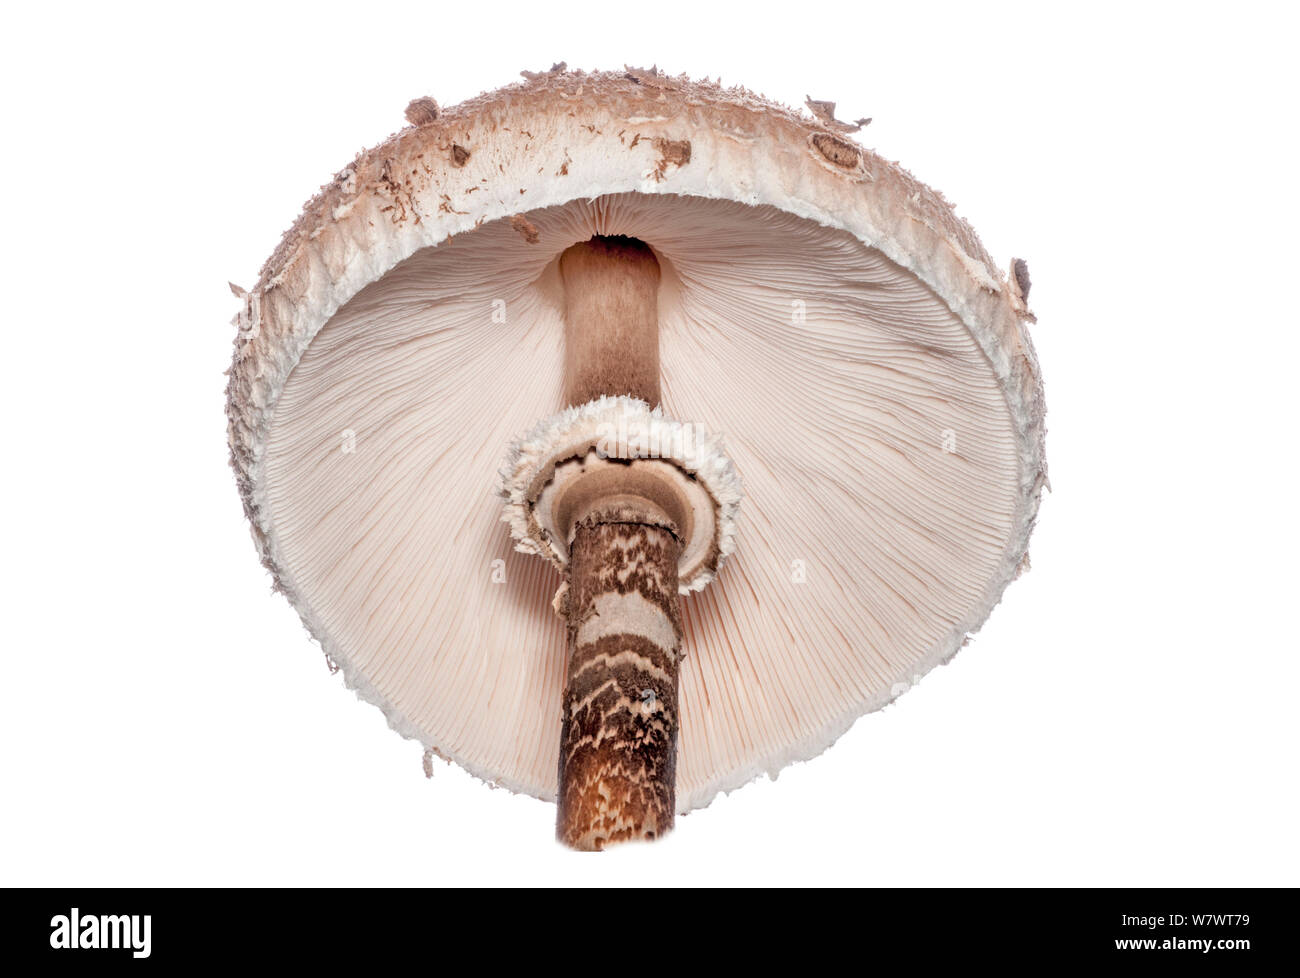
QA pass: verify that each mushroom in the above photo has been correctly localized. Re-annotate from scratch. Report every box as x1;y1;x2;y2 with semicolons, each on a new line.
227;69;1046;850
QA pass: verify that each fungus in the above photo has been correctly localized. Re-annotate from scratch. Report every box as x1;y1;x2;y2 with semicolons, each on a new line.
404;96;440;127
227;69;1046;851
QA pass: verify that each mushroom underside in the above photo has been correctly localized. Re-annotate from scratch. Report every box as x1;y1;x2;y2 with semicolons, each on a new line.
260;192;1023;812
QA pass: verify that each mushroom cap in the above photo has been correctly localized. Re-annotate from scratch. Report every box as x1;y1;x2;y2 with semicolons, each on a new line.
228;69;1046;812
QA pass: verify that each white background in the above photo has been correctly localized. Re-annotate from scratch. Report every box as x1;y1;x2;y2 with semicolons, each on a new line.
2;1;1296;887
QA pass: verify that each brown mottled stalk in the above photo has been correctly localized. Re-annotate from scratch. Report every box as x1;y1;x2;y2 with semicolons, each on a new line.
554;233;679;849
558;510;682;849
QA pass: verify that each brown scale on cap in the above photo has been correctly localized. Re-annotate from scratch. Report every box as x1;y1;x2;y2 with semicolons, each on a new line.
651;138;691;180
404;96;440;127
510;214;540;244
804;95;871;133
811;132;863;170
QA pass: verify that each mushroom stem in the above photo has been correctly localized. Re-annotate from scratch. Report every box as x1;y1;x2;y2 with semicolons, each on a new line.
555;235;679;849
560;236;661;407
558;507;682;850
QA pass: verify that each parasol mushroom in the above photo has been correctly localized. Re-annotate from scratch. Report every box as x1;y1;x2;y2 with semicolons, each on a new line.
227;68;1046;850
